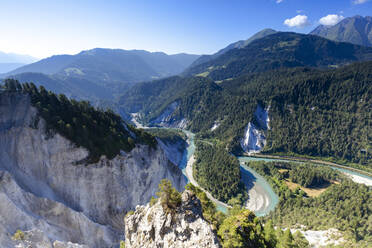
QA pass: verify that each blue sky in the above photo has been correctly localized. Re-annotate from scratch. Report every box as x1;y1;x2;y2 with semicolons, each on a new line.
0;0;371;58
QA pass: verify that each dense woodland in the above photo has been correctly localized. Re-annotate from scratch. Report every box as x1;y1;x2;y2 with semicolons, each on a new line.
193;142;243;202
247;161;372;247
288;164;340;187
145;128;187;144
121;62;372;169
2;79;156;162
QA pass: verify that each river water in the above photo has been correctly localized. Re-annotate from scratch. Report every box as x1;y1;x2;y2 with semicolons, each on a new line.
178;130;372;216
177;130;278;215
138;119;372;216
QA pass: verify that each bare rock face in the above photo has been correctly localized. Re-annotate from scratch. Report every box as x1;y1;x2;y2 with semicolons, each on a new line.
240;104;270;154
0;92;187;247
11;229;88;248
124;190;221;248
150;101;188;129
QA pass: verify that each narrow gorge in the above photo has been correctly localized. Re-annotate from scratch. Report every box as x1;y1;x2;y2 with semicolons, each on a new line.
0;91;187;247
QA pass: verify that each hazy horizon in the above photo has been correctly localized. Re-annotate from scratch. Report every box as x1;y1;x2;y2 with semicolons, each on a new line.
1;0;371;59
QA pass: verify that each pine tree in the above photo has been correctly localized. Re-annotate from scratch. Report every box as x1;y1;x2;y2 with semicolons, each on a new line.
264;220;277;247
278;229;295;248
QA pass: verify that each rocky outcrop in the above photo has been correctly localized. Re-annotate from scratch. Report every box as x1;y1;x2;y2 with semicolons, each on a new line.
11;229;88;248
150;101;188;129
210;121;220;131
0;92;187;247
240;122;266;154
124;190;220;248
241;105;270;154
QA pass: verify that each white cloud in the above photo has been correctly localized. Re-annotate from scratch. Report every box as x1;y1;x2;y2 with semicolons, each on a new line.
284;15;310;28
276;0;284;3
353;0;369;4
319;14;345;26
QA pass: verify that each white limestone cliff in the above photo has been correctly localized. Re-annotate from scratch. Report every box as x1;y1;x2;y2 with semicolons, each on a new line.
0;92;187;247
124;190;221;248
150;101;188;129
240;105;270;154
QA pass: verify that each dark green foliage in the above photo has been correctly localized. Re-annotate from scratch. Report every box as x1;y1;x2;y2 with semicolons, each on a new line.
186;32;372;80
215;205;306;248
146;128;187;144
247;161;372;245
219;62;371;167
248;160;343;188
121;61;372;168
272;181;372;246
155;179;182;213
288;164;340;187
10;72;116;101
3;78;22;91
193;142;243;203
277;229;296;248
264;220;278;248
218;209;268;248
292;231;309;248
3;79;156;163
216;207;307;248
119;76;223;126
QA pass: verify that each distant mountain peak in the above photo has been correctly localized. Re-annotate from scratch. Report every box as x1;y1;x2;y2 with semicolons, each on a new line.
4;48;200;80
185;31;372;81
1;48;200;105
310;15;372;47
188;28;278;68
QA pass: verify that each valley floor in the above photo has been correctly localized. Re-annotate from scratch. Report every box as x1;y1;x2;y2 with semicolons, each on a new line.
184;132;278;215
246;154;372;186
185;155;231;211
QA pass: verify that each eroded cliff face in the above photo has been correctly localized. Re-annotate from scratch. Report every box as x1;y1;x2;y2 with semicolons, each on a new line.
156;137;187;167
240;105;270;154
124;190;221;248
9;229;89;248
150;101;188;129
0;92;187;247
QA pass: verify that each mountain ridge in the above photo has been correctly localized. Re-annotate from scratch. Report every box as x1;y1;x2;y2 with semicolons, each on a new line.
310;15;372;47
2;48;200;107
5;48;200;80
189;28;278;68
185;31;372;80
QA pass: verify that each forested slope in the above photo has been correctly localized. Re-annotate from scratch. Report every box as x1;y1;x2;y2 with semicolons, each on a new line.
120;62;372;168
2;79;156;162
248;161;372;247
